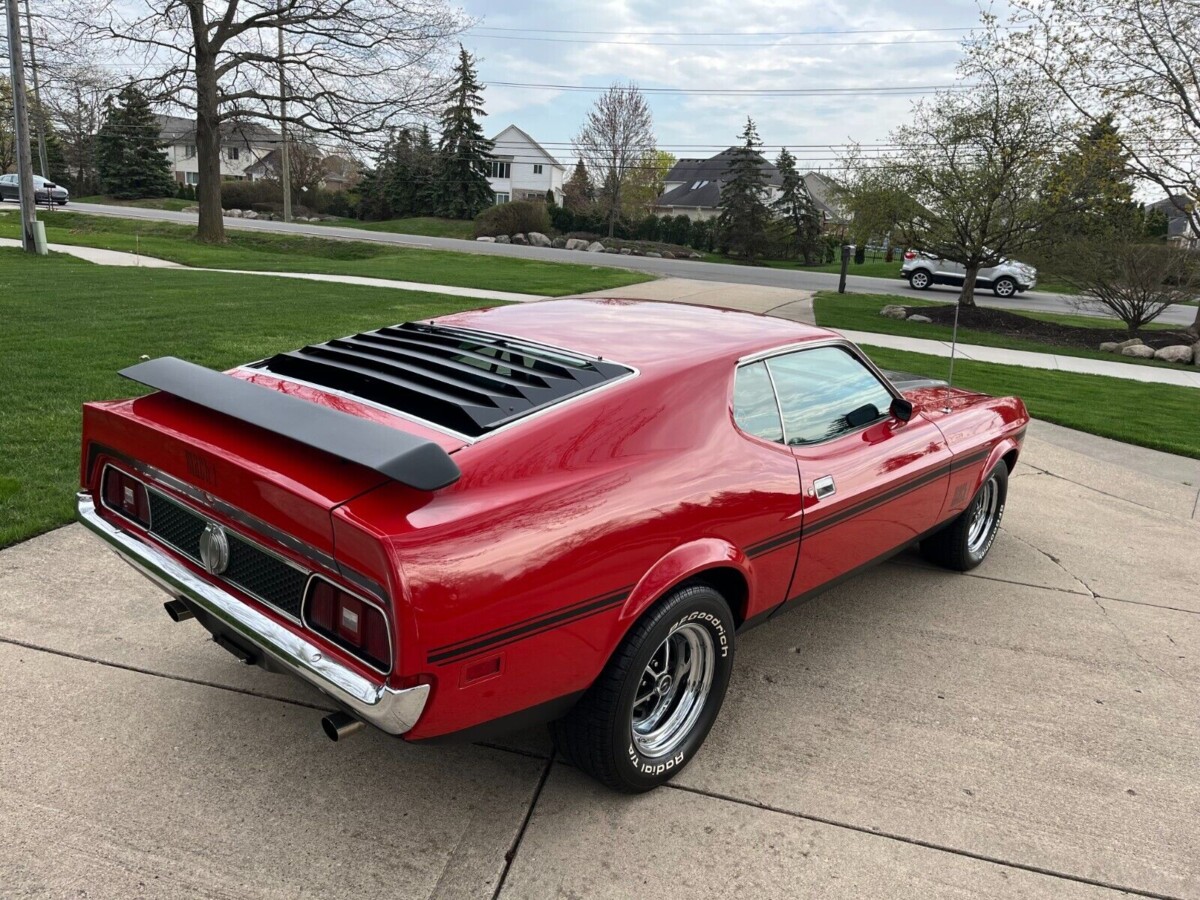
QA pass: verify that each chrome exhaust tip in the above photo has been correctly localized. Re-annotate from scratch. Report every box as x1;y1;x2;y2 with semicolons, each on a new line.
322;711;364;742
163;598;194;622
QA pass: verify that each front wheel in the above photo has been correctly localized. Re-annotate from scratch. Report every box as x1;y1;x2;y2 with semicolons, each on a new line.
921;462;1008;571
993;276;1017;298
551;583;735;792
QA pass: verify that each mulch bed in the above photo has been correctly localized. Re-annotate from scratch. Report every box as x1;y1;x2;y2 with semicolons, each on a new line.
907;304;1195;350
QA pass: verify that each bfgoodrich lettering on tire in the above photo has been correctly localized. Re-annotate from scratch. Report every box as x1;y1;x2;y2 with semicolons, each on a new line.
551;583;735;792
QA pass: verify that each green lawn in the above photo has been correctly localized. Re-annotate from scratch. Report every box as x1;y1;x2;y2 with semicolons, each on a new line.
0;250;496;549
0;210;651;296
859;346;1199;459
327;216;477;240
77;195;196;212
814;292;1187;370
770;257;905;279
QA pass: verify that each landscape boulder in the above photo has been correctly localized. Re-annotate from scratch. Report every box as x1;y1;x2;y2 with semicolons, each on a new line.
1098;341;1119;353
242;210;258;220
1153;345;1194;364
661;251;675;259
646;251;662;258
495;234;511;244
183;205;199;213
476;236;496;242
689;253;702;260
511;233;528;245
225;209;242;218
527;232;552;247
907;314;933;323
620;248;632;255
565;238;589;251
880;305;909;320
551;237;566;249
1115;337;1143;350
586;241;606;253
1121;344;1156;359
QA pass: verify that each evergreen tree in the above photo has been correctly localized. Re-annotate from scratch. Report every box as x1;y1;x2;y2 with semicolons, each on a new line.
434;46;493;219
563;160;594;212
413;124;439;215
717;118;772;260
772;148;823;264
95;84;175;199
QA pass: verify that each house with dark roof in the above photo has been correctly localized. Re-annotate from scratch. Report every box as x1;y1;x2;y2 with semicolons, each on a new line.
156;114;280;186
487;124;565;205
1145;195;1198;248
653;149;846;230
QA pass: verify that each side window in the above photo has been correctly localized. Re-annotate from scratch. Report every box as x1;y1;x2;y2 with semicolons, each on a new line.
766;346;894;445
733;361;783;443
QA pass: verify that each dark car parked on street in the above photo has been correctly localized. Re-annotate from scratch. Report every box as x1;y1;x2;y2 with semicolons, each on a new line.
0;173;69;205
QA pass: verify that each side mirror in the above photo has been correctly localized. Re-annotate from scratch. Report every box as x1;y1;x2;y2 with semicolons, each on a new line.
890;397;914;422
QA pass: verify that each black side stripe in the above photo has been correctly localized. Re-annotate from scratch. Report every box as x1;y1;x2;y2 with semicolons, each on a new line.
748;445;996;558
427;587;630;665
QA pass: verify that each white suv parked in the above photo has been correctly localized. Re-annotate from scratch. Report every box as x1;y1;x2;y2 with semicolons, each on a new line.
901;251;1036;297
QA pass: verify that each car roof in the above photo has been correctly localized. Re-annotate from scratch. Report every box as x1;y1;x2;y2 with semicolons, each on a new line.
431;298;838;373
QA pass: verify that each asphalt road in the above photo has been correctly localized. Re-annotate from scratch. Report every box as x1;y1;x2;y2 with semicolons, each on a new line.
62;202;1199;327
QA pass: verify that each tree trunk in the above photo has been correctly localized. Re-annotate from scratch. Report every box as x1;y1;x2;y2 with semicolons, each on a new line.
1189;301;1200;339
960;264;979;308
194;51;225;243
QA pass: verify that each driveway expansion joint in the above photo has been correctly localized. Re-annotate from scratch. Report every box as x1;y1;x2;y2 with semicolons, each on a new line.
490;751;555;900
660;782;1187;900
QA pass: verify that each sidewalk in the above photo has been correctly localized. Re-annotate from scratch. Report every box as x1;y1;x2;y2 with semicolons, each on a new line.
574;279;1200;389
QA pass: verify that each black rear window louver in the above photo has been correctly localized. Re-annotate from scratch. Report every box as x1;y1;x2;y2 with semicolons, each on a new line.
252;323;634;438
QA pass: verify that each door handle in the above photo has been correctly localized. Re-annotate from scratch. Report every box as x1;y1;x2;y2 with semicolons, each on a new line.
814;475;836;499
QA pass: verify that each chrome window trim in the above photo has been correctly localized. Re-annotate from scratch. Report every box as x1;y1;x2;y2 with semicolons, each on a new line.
302;574;394;677
735;338;902;449
91;446;385;600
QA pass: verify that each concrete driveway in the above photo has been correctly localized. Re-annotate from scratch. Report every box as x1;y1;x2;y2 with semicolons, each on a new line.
2;421;1197;899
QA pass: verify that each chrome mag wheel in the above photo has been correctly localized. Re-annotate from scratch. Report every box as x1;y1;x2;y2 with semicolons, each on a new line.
966;475;1000;554
631;622;715;757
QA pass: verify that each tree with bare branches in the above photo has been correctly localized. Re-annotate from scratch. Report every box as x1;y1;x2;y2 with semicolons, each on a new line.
573;83;654;238
983;0;1200;333
82;0;466;241
856;73;1079;306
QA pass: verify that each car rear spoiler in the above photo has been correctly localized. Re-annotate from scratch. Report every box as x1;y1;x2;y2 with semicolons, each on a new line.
119;357;461;491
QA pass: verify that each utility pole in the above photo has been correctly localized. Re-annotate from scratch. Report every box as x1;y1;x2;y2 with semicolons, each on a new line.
22;0;48;178
278;24;292;223
5;0;38;252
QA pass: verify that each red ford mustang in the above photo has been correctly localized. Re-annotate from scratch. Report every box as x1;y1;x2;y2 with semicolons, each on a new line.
77;299;1027;791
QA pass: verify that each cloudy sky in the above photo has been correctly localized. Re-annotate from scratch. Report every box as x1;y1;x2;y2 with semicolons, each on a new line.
456;0;1006;170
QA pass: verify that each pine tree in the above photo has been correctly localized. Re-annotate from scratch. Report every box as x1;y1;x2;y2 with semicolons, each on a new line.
434;46;494;219
95;84;175;199
772;148;823;264
717;118;771;260
563;161;594;212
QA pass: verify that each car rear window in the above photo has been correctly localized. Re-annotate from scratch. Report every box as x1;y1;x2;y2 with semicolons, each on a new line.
252;322;634;438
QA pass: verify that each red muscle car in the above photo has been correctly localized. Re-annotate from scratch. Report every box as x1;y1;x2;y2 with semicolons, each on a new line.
77;299;1028;791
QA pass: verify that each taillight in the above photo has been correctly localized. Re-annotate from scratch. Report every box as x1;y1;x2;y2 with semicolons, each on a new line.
903;251;916;260
102;467;150;526
306;578;391;671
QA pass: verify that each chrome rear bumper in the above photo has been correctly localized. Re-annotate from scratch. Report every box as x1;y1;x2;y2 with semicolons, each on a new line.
76;491;428;735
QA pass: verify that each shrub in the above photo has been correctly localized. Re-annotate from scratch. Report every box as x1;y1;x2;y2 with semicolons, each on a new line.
473;200;551;237
219;179;282;210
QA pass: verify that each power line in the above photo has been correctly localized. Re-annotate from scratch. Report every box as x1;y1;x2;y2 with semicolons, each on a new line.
468;25;993;37
470;34;966;47
484;81;965;95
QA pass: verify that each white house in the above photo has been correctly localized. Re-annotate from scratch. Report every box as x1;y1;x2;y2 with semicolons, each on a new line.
156;114;279;186
486;124;564;205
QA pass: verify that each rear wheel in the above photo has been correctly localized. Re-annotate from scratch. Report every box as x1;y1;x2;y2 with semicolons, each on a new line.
908;269;932;290
921;463;1008;571
993;276;1017;298
551;583;734;792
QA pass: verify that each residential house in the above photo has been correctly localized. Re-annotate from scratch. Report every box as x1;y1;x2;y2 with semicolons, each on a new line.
1146;195;1198;249
243;148;362;191
653;149;846;231
156;114;279;186
487;124;565;205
